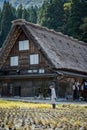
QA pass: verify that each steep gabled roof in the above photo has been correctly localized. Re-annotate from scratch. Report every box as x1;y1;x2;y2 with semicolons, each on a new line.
0;19;87;74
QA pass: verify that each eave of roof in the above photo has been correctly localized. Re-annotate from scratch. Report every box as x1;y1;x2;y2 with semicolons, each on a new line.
0;73;55;80
57;70;87;79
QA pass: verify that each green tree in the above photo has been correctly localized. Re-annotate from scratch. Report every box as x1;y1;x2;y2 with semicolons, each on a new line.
29;6;38;23
0;1;16;47
38;0;65;32
80;17;87;42
0;8;1;30
63;2;71;32
11;4;16;17
22;8;29;21
16;4;23;18
37;1;49;25
64;0;87;40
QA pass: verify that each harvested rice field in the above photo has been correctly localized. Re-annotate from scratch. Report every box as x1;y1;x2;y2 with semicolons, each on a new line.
0;100;87;130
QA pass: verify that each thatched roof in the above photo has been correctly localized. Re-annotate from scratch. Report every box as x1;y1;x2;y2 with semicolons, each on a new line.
0;19;87;74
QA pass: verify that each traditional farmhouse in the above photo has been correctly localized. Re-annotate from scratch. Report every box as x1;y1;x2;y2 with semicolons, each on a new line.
0;19;87;99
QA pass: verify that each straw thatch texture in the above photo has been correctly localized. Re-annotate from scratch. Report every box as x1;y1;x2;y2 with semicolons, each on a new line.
0;19;87;74
25;21;87;73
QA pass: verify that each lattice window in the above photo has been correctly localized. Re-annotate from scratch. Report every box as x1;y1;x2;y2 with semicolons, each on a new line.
39;69;45;73
30;54;39;65
10;56;18;66
19;40;29;51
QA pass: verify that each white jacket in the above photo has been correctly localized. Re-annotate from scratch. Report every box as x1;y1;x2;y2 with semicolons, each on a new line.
51;87;56;103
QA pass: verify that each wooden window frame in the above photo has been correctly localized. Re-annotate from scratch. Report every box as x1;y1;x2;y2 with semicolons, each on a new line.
10;56;18;66
19;40;29;51
30;54;39;65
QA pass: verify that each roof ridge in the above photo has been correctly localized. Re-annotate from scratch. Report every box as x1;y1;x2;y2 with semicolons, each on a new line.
12;19;26;24
12;19;87;46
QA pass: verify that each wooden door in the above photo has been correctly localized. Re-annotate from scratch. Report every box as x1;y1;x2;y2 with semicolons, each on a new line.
2;83;8;96
14;86;21;96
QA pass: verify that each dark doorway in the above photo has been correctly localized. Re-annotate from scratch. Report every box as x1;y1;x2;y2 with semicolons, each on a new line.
14;86;21;96
2;84;8;96
8;84;13;96
2;83;13;96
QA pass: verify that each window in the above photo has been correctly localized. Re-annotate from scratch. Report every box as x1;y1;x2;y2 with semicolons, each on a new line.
28;70;33;73
28;69;37;73
30;54;39;65
19;40;29;51
10;56;18;66
39;69;45;73
33;70;37;73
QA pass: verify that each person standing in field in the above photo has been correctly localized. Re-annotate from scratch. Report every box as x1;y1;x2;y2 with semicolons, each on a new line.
50;82;57;108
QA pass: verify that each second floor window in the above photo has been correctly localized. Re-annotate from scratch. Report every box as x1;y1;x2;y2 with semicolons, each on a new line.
39;69;45;73
19;40;29;51
10;56;18;66
30;54;39;65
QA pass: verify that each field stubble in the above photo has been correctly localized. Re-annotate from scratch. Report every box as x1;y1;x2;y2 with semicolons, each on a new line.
0;100;87;130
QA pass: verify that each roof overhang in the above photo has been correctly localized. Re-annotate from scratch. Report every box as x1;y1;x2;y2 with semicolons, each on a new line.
0;73;55;80
57;70;87;79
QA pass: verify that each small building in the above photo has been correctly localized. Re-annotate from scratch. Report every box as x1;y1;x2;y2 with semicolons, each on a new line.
0;19;87;99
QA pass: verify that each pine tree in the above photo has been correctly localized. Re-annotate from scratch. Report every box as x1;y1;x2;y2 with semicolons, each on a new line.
29;6;38;23
0;1;16;47
22;8;29;21
37;0;65;32
16;4;23;19
80;17;87;42
64;0;87;40
0;8;1;31
37;1;49;25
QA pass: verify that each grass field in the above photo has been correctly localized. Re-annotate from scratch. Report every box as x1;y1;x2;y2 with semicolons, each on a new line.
0;99;87;130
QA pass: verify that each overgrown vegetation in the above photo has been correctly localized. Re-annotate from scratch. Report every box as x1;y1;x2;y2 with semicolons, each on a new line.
0;0;87;47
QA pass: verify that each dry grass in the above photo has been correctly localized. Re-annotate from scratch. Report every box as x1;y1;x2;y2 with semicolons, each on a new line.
0;100;87;130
